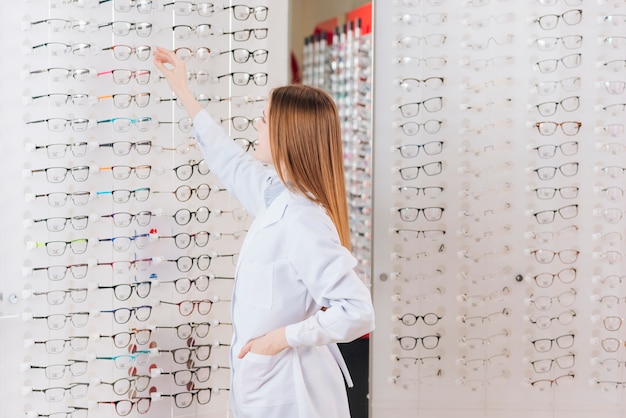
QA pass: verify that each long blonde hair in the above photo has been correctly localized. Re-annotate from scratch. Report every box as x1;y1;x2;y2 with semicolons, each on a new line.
268;84;351;250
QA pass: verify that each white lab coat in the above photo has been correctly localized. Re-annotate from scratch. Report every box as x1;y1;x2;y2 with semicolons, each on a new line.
192;111;375;418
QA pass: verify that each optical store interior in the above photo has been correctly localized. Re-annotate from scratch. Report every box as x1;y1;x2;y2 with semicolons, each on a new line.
1;0;626;417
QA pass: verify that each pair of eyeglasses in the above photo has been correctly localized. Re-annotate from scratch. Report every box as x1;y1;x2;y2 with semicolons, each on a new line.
100;164;152;180
533;76;580;96
528;353;575;374
395;313;441;326
396;119;443;135
395;34;447;48
528;248;579;264
157;321;212;339
531;163;579;180
27;360;89;380
160;231;213;249
160;344;216;364
97;68;151;84
100;375;151;395
33;336;89;354
396;334;441;350
97;117;153;132
95;350;152;369
98;282;152;300
99;20;152;36
98;92;151;108
171;206;248;225
526;372;575;391
100;0;153;12
30;42;92;56
535;54;582;73
29;93;92;108
31;215;89;231
27;118;93;132
397;97;443;117
98;140;152;156
527;310;577;329
28;141;88;158
462;34;515;51
534;121;581;136
160;299;214;316
32;239;89;256
396;206;445;222
159;117;193;132
32;312;89;330
535;35;583;51
220;48;269;64
221;115;263;131
103;44;151;60
155;365;217;386
97;187;151;203
29;166;90;183
165;255;213;272
155;184;226;202
30;263;89;281
395;185;444;199
396;76;445;91
463;55;514;71
159;93;213;108
531;141;578;158
217;72;268;86
100;305;152;324
391;228;446;241
529;333;575;353
29;18;91;32
534;9;583;30
167;24;212;39
394;55;447;70
220;27;268;42
28;67;93;81
397;162;443;180
535;96;580;116
31;383;89;402
99;328;152;348
527;288;577;311
163;1;214;16
100;210;154;227
394;12;447;25
174;46;211;61
531;204;579;224
98;397;151;416
30;288;88;305
524;225;576;244
224;4;268;21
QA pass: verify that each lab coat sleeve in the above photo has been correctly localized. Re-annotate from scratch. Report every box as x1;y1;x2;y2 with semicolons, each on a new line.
283;206;375;347
192;110;274;216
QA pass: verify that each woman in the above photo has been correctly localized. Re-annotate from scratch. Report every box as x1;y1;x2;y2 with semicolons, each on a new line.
153;47;375;418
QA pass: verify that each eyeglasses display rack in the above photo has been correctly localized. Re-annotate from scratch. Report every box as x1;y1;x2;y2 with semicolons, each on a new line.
303;18;374;287
370;0;626;417
0;1;288;417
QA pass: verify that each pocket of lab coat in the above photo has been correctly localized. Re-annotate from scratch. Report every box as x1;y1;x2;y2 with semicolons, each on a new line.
236;349;296;407
237;262;273;309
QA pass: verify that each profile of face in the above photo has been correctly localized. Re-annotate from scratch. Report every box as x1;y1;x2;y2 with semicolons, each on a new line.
253;104;272;164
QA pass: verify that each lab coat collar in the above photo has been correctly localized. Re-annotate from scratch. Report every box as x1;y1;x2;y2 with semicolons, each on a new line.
258;187;308;229
258;187;290;228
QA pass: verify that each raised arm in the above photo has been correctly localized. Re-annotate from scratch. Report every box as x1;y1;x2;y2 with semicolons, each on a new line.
152;46;275;216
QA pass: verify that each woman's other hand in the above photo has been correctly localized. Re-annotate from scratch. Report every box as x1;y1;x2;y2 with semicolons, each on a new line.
238;327;290;358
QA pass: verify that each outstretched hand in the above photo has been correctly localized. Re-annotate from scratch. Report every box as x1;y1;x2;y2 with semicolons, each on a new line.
153;46;203;119
153;46;189;97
